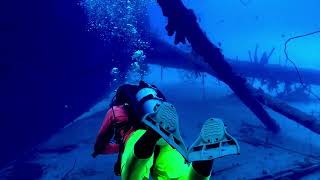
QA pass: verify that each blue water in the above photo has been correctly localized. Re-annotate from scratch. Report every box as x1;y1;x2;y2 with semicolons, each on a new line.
0;0;114;168
1;0;320;179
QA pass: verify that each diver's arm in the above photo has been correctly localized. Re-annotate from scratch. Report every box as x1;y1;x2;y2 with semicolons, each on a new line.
92;108;119;157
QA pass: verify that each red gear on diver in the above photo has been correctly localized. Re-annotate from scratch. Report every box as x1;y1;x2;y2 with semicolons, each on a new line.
94;105;134;155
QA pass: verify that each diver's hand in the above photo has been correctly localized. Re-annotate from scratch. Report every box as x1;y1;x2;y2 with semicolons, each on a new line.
91;152;98;158
92;143;103;158
93;141;105;154
113;160;121;176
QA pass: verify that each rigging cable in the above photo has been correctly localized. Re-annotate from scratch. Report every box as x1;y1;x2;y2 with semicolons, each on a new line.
62;159;77;180
284;30;320;103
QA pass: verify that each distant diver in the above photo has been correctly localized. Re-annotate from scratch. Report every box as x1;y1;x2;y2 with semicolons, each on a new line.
92;80;240;179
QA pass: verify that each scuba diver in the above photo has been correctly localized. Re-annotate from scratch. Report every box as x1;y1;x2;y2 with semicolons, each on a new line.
92;81;240;179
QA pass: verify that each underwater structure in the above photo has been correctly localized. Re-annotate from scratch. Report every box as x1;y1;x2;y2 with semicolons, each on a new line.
1;0;320;179
150;0;320;135
148;38;320;135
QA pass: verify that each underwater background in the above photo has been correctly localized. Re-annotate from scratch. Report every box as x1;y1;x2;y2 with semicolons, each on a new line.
1;0;320;179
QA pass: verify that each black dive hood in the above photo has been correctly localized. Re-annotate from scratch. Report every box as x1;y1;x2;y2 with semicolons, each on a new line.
111;81;166;121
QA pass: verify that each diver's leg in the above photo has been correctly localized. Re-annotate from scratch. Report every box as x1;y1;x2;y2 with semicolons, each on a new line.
189;160;213;179
121;129;160;180
134;128;161;158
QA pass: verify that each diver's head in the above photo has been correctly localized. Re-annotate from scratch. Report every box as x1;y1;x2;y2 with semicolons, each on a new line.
111;81;167;120
113;84;139;106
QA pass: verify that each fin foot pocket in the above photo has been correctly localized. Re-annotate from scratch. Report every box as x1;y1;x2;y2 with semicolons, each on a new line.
188;118;240;161
142;102;188;160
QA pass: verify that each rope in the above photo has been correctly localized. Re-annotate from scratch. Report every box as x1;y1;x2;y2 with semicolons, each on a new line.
284;30;320;102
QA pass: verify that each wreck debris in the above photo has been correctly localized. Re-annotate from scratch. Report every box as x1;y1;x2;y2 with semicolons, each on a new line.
239;0;252;6
248;44;275;65
260;47;274;65
251;162;320;180
254;44;259;63
148;36;320;132
253;88;320;134
160;66;164;80
248;51;253;63
201;73;206;100
156;0;280;133
153;0;320;137
226;59;320;85
148;38;320;135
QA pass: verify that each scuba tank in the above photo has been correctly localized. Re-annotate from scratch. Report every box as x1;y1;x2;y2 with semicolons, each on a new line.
135;81;167;117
